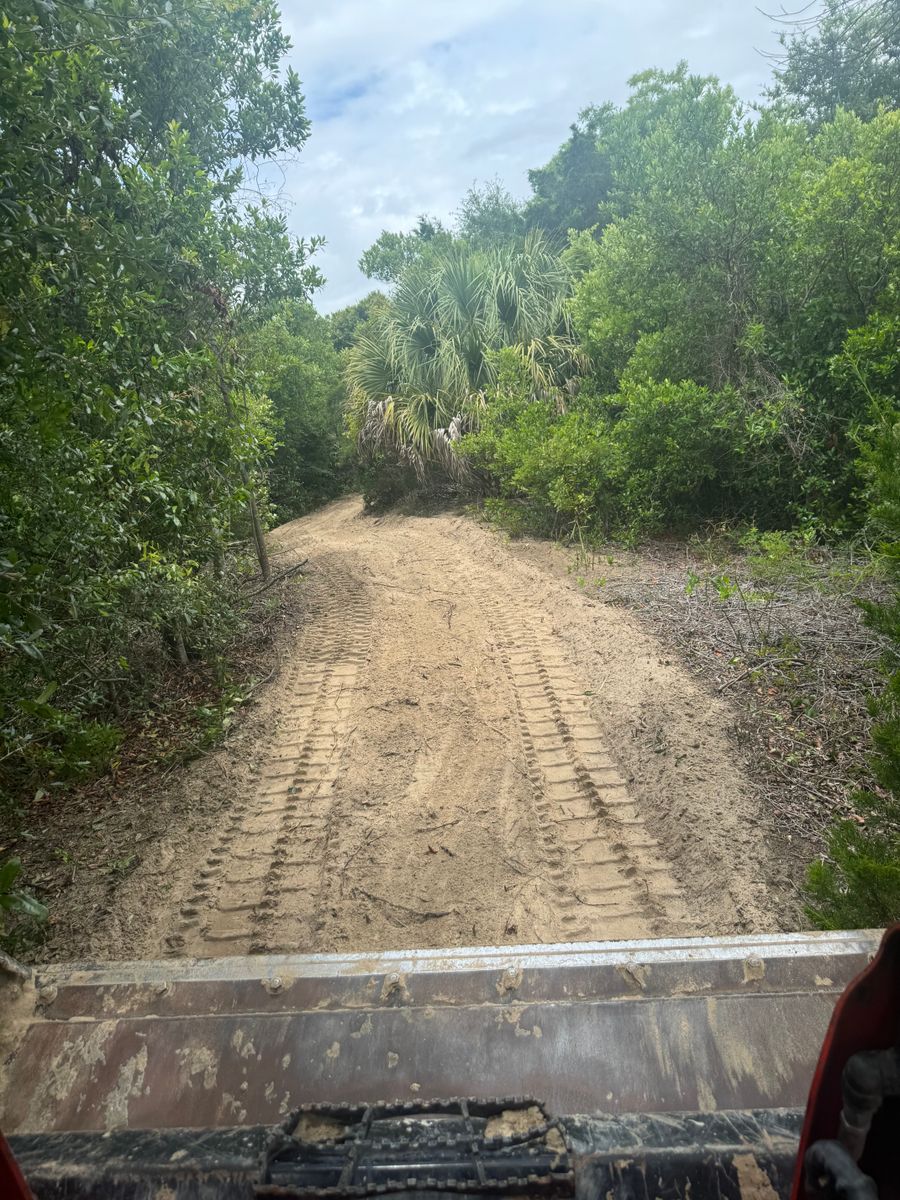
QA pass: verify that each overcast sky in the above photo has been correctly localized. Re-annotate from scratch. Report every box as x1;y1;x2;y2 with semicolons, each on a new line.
272;2;784;314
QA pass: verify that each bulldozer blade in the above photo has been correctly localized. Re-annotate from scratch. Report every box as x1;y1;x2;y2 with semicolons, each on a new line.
0;930;879;1135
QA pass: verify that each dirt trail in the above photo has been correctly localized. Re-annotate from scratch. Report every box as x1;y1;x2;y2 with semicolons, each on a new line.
122;498;782;959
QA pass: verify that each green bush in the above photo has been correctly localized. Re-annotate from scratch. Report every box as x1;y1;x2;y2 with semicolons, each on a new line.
460;352;785;540
460;351;617;536
808;823;900;929
611;378;783;534
357;451;424;512
475;498;559;539
247;301;349;522
807;312;900;928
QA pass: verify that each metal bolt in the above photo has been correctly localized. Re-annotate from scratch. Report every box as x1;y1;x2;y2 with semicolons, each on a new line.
37;983;57;1005
264;976;284;995
387;972;400;986
153;981;170;998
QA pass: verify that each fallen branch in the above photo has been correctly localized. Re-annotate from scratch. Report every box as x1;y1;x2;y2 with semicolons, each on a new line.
244;558;308;598
351;886;453;921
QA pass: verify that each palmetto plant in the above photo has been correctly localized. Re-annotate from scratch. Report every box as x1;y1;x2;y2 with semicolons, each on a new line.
345;232;585;476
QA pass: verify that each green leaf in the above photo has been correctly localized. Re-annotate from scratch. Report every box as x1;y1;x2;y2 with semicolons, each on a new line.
0;859;23;891
3;891;49;922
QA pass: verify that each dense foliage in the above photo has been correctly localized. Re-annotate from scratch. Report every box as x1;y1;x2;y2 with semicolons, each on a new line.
566;98;899;535
0;0;336;838
246;302;347;521
346;233;583;500
807;292;900;925
354;68;899;537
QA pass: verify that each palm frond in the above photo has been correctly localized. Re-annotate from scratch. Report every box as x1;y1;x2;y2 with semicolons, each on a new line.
345;231;584;473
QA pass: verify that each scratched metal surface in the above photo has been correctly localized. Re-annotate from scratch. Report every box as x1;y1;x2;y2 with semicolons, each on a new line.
0;931;879;1134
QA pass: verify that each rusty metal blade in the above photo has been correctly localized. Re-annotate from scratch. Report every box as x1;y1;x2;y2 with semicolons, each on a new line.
0;931;879;1134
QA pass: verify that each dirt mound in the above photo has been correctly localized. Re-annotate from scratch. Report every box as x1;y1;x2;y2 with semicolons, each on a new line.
81;497;784;961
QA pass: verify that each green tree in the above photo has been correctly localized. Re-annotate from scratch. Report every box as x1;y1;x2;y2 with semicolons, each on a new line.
358;216;453;284
0;0;320;796
768;0;900;128
808;298;900;925
346;233;584;478
455;180;527;249
526;106;617;234
329;292;391;352
247;302;347;520
569;74;900;527
526;65;737;238
570;77;797;390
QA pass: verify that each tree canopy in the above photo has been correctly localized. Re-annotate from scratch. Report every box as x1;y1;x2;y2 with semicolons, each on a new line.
767;0;900;127
358;216;453;284
0;0;332;798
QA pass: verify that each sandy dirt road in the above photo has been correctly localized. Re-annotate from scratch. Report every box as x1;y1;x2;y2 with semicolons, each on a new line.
124;498;782;959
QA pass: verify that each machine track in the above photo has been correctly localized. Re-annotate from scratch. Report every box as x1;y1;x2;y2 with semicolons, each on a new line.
168;564;371;956
429;539;688;944
486;595;688;940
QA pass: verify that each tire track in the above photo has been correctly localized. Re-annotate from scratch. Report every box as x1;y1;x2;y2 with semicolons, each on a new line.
164;505;686;959
432;541;689;942
167;564;371;957
495;612;688;940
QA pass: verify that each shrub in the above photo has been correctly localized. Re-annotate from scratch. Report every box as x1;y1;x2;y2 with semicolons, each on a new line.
460;351;619;536
461;360;786;540
807;312;900;928
611;378;780;534
357;451;424;512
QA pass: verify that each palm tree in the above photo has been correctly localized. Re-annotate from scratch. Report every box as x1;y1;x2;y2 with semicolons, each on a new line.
345;232;585;476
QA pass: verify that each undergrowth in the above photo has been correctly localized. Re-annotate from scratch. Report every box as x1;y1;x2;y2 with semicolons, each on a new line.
0;555;295;956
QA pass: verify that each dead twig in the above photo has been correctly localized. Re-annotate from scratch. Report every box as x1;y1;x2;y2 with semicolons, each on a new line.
350;886;453;921
339;832;385;897
243;654;283;698
244;558;308;599
415;818;460;835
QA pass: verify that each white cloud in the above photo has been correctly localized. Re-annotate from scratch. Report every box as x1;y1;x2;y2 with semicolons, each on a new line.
275;1;783;312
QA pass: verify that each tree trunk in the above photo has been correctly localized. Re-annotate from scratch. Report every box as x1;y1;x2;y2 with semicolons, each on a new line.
245;474;270;581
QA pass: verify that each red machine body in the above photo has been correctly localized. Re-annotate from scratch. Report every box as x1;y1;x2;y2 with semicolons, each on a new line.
793;925;900;1200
